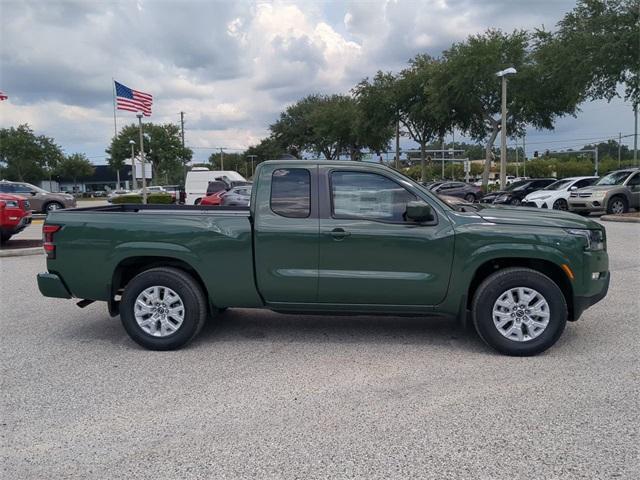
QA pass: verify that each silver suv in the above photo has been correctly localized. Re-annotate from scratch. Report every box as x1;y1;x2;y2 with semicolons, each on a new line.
568;168;640;215
0;181;77;213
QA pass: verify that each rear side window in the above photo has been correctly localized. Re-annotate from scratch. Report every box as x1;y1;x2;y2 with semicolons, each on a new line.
270;168;311;218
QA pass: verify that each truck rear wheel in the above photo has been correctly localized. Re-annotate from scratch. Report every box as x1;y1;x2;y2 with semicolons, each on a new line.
120;267;207;350
471;267;567;356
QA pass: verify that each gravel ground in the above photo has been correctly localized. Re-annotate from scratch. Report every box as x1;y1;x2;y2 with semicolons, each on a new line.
1;221;639;479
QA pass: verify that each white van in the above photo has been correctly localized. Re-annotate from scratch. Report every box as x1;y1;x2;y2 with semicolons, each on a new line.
185;169;248;205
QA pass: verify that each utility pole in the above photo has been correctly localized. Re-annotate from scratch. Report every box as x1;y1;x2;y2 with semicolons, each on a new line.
180;111;186;183
515;136;519;177
523;133;527;177
441;138;445;179
634;105;638;165
618;132;622;167
220;148;224;170
395;118;400;169
247;155;257;178
500;75;508;189
129;140;136;190
451;128;455;179
137;114;147;204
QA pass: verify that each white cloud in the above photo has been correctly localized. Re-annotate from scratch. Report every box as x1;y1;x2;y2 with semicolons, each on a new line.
0;0;633;164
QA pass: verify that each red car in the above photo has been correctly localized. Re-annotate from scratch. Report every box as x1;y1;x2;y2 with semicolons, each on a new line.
0;193;32;244
200;190;226;206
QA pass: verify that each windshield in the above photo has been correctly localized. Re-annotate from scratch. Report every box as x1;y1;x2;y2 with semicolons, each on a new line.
596;171;632;186
505;180;530;191
543;179;572;191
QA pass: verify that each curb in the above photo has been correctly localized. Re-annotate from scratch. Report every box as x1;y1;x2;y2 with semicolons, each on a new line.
600;214;640;224
0;247;43;258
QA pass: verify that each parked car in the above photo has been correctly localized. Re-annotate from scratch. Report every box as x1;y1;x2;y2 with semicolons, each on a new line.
568;168;640;215
522;176;598;210
107;189;131;203
480;178;556;205
185;169;248;205
38;160;609;356
0;180;76;212
221;185;252;206
0;193;32;244
89;190;107;197
200;190;226;206
162;185;182;202
431;181;482;202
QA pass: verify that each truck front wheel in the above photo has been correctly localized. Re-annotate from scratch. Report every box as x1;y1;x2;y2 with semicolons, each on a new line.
120;267;207;350
471;267;567;356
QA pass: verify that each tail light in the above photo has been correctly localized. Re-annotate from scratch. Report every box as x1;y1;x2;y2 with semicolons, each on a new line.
43;224;61;259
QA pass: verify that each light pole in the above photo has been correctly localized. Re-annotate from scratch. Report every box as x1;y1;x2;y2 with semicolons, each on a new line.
496;67;517;189
136;114;147;204
129;140;136;190
247;155;257;178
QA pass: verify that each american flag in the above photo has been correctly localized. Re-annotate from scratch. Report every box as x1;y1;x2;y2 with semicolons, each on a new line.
114;81;152;116
0;90;7;101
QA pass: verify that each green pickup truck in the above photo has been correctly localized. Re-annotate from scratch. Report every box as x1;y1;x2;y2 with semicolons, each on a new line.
38;160;610;356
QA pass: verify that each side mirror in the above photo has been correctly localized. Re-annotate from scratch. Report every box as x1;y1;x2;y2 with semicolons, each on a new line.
406;201;434;222
569;186;578;191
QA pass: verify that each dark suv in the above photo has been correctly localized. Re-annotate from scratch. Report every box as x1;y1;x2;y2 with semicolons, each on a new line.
431;182;483;202
480;179;556;206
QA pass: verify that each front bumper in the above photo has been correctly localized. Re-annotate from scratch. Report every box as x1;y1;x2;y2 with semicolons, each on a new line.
37;272;72;299
573;272;610;320
568;198;605;212
1;213;32;235
522;199;550;209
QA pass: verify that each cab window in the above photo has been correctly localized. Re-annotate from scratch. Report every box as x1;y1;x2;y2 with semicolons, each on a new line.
270;168;311;218
330;171;417;223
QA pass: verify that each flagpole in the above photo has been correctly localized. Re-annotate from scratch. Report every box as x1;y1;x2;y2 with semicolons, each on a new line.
112;78;121;189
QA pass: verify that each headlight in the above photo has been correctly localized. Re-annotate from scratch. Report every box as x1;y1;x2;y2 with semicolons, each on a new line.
4;200;19;208
64;194;74;200
566;229;605;251
495;194;509;202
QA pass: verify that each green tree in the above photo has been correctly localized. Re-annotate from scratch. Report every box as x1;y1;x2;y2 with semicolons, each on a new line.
545;0;639;106
245;136;285;164
0;124;64;182
352;71;397;157
435;29;582;189
396;55;452;181
107;123;192;185
55;153;94;191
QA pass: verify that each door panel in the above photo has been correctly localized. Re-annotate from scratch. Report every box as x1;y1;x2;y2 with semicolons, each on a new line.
253;165;319;303
318;169;454;306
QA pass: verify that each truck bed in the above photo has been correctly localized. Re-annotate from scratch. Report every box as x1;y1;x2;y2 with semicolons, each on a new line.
44;204;262;308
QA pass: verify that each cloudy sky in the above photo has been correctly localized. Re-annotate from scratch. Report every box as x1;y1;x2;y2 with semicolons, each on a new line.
0;0;636;164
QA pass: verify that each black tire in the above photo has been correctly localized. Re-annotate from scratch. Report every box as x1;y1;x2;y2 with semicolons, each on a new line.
194;198;202;205
552;199;568;211
510;198;521;206
464;193;476;203
44;201;64;213
120;267;208;350
472;267;567;356
606;195;628;215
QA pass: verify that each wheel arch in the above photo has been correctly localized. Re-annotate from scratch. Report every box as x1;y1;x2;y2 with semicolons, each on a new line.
466;257;575;321
110;255;212;317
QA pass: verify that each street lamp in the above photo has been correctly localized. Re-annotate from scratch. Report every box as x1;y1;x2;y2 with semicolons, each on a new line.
128;140;136;190
136;114;147;204
496;67;517;189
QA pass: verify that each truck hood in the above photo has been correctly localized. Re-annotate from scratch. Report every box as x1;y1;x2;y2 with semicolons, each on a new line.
576;185;617;193
475;205;600;229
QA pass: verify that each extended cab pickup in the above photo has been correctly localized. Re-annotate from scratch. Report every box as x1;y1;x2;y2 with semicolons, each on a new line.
37;161;610;355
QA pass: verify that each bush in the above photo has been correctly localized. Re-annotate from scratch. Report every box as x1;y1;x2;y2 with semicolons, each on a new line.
111;193;173;204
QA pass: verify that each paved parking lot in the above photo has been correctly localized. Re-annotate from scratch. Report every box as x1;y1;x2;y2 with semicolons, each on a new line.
1;221;639;479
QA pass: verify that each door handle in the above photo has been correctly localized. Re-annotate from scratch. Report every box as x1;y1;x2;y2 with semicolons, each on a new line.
324;228;351;240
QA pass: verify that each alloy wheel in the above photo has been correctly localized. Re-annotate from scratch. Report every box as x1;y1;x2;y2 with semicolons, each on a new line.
134;286;185;337
492;287;550;342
